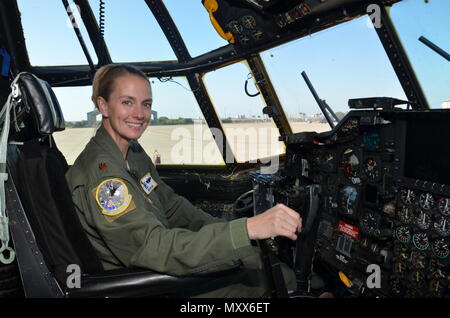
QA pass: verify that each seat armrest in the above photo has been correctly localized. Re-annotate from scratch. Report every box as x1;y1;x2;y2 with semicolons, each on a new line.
65;267;243;298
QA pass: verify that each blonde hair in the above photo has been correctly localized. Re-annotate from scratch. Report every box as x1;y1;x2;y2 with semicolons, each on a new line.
91;64;150;109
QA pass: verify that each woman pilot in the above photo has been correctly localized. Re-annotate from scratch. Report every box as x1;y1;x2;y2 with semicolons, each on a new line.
65;64;301;297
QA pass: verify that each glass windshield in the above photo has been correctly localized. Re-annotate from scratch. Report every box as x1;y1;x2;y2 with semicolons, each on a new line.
390;0;450;109
88;0;177;62
17;0;98;66
260;15;407;133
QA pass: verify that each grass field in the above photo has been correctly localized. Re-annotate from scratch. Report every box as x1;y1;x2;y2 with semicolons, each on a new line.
54;122;330;165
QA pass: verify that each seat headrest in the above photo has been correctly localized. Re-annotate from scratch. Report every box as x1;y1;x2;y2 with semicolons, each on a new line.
9;72;65;142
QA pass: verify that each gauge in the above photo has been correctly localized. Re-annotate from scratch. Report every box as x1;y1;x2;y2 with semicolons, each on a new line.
383;201;396;216
415;210;432;230
360;210;380;236
429;259;446;279
395;226;411;243
393;243;409;261
419;193;435;210
399;189;416;206
393;261;407;277
241;15;257;29
363;157;381;181
410;251;427;269
339;186;359;216
342;149;360;180
397;206;414;224
324;174;337;194
322;153;336;171
431;238;449;259
389;276;405;296
437;197;450;216
226;21;243;34
340;118;358;136
433;216;450;237
429;280;445;297
409;270;426;288
412;232;429;250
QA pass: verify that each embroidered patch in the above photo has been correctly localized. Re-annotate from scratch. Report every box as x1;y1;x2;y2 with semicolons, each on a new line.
95;178;133;217
140;173;158;195
99;162;108;171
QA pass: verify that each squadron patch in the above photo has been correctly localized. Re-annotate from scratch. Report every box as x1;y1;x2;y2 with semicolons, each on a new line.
140;173;158;195
95;178;133;217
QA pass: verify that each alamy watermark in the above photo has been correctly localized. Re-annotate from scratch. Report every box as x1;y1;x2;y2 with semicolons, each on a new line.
366;264;381;289
66;264;81;289
169;124;281;174
366;4;382;29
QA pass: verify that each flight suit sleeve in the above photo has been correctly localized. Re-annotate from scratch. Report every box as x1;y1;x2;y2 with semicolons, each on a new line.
83;176;258;276
149;163;225;231
157;180;225;231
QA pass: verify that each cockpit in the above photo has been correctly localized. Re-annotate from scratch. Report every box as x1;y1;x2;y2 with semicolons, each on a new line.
0;0;449;299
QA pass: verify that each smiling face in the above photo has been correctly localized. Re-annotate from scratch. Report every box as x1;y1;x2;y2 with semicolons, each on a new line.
97;74;152;157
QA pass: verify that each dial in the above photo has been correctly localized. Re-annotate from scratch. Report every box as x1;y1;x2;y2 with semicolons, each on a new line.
363;157;381;181
419;193;435;210
395;226;411;243
431;238;449;259
410;251;427;269
360;210;380;236
429;259;446;279
241;15;257;29
389;276;405;296
324;174;337;194
342;149;360;180
323;153;336;171
397;206;414;224
429;280;445;297
412;232;429;250
393;261;407;277
226;21;243;34
437;197;450;216
409;270;426;288
393;243;409;261
415;210;432;230
339;186;359;216
433;216;450;237
400;189;416;206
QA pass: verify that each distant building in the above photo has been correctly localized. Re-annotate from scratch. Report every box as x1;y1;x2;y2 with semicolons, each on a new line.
442;101;450;109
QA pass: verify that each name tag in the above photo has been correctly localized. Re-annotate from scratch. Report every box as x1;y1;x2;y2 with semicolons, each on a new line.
140;173;158;195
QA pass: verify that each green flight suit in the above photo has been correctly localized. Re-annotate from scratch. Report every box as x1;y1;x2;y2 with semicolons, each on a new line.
65;124;296;297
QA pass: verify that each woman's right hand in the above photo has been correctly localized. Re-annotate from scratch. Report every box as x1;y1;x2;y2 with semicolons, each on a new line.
246;203;302;241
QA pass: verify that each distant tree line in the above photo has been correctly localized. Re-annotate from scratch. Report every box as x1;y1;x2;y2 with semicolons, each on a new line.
66;117;194;128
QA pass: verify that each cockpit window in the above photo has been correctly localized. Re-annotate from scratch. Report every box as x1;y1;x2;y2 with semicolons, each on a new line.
17;0;98;66
147;77;225;166
260;15;407;133
88;0;177;62
390;0;450;109
203;61;285;163
52;77;225;166
162;0;229;58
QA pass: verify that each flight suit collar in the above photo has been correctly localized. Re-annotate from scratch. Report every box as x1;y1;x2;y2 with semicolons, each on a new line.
93;124;130;171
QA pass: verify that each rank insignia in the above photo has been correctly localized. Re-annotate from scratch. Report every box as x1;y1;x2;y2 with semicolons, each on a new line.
95;178;133;217
140;173;158;195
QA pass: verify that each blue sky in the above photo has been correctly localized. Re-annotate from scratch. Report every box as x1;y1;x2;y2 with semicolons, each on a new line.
16;0;450;121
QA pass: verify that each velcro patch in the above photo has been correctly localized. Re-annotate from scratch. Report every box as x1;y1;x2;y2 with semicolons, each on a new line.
140;173;158;195
95;178;133;217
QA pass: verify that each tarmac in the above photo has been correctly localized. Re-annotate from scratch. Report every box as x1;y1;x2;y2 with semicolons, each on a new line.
54;122;330;165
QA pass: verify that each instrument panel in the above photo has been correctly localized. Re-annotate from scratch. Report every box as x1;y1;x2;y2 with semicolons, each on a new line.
276;109;450;297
